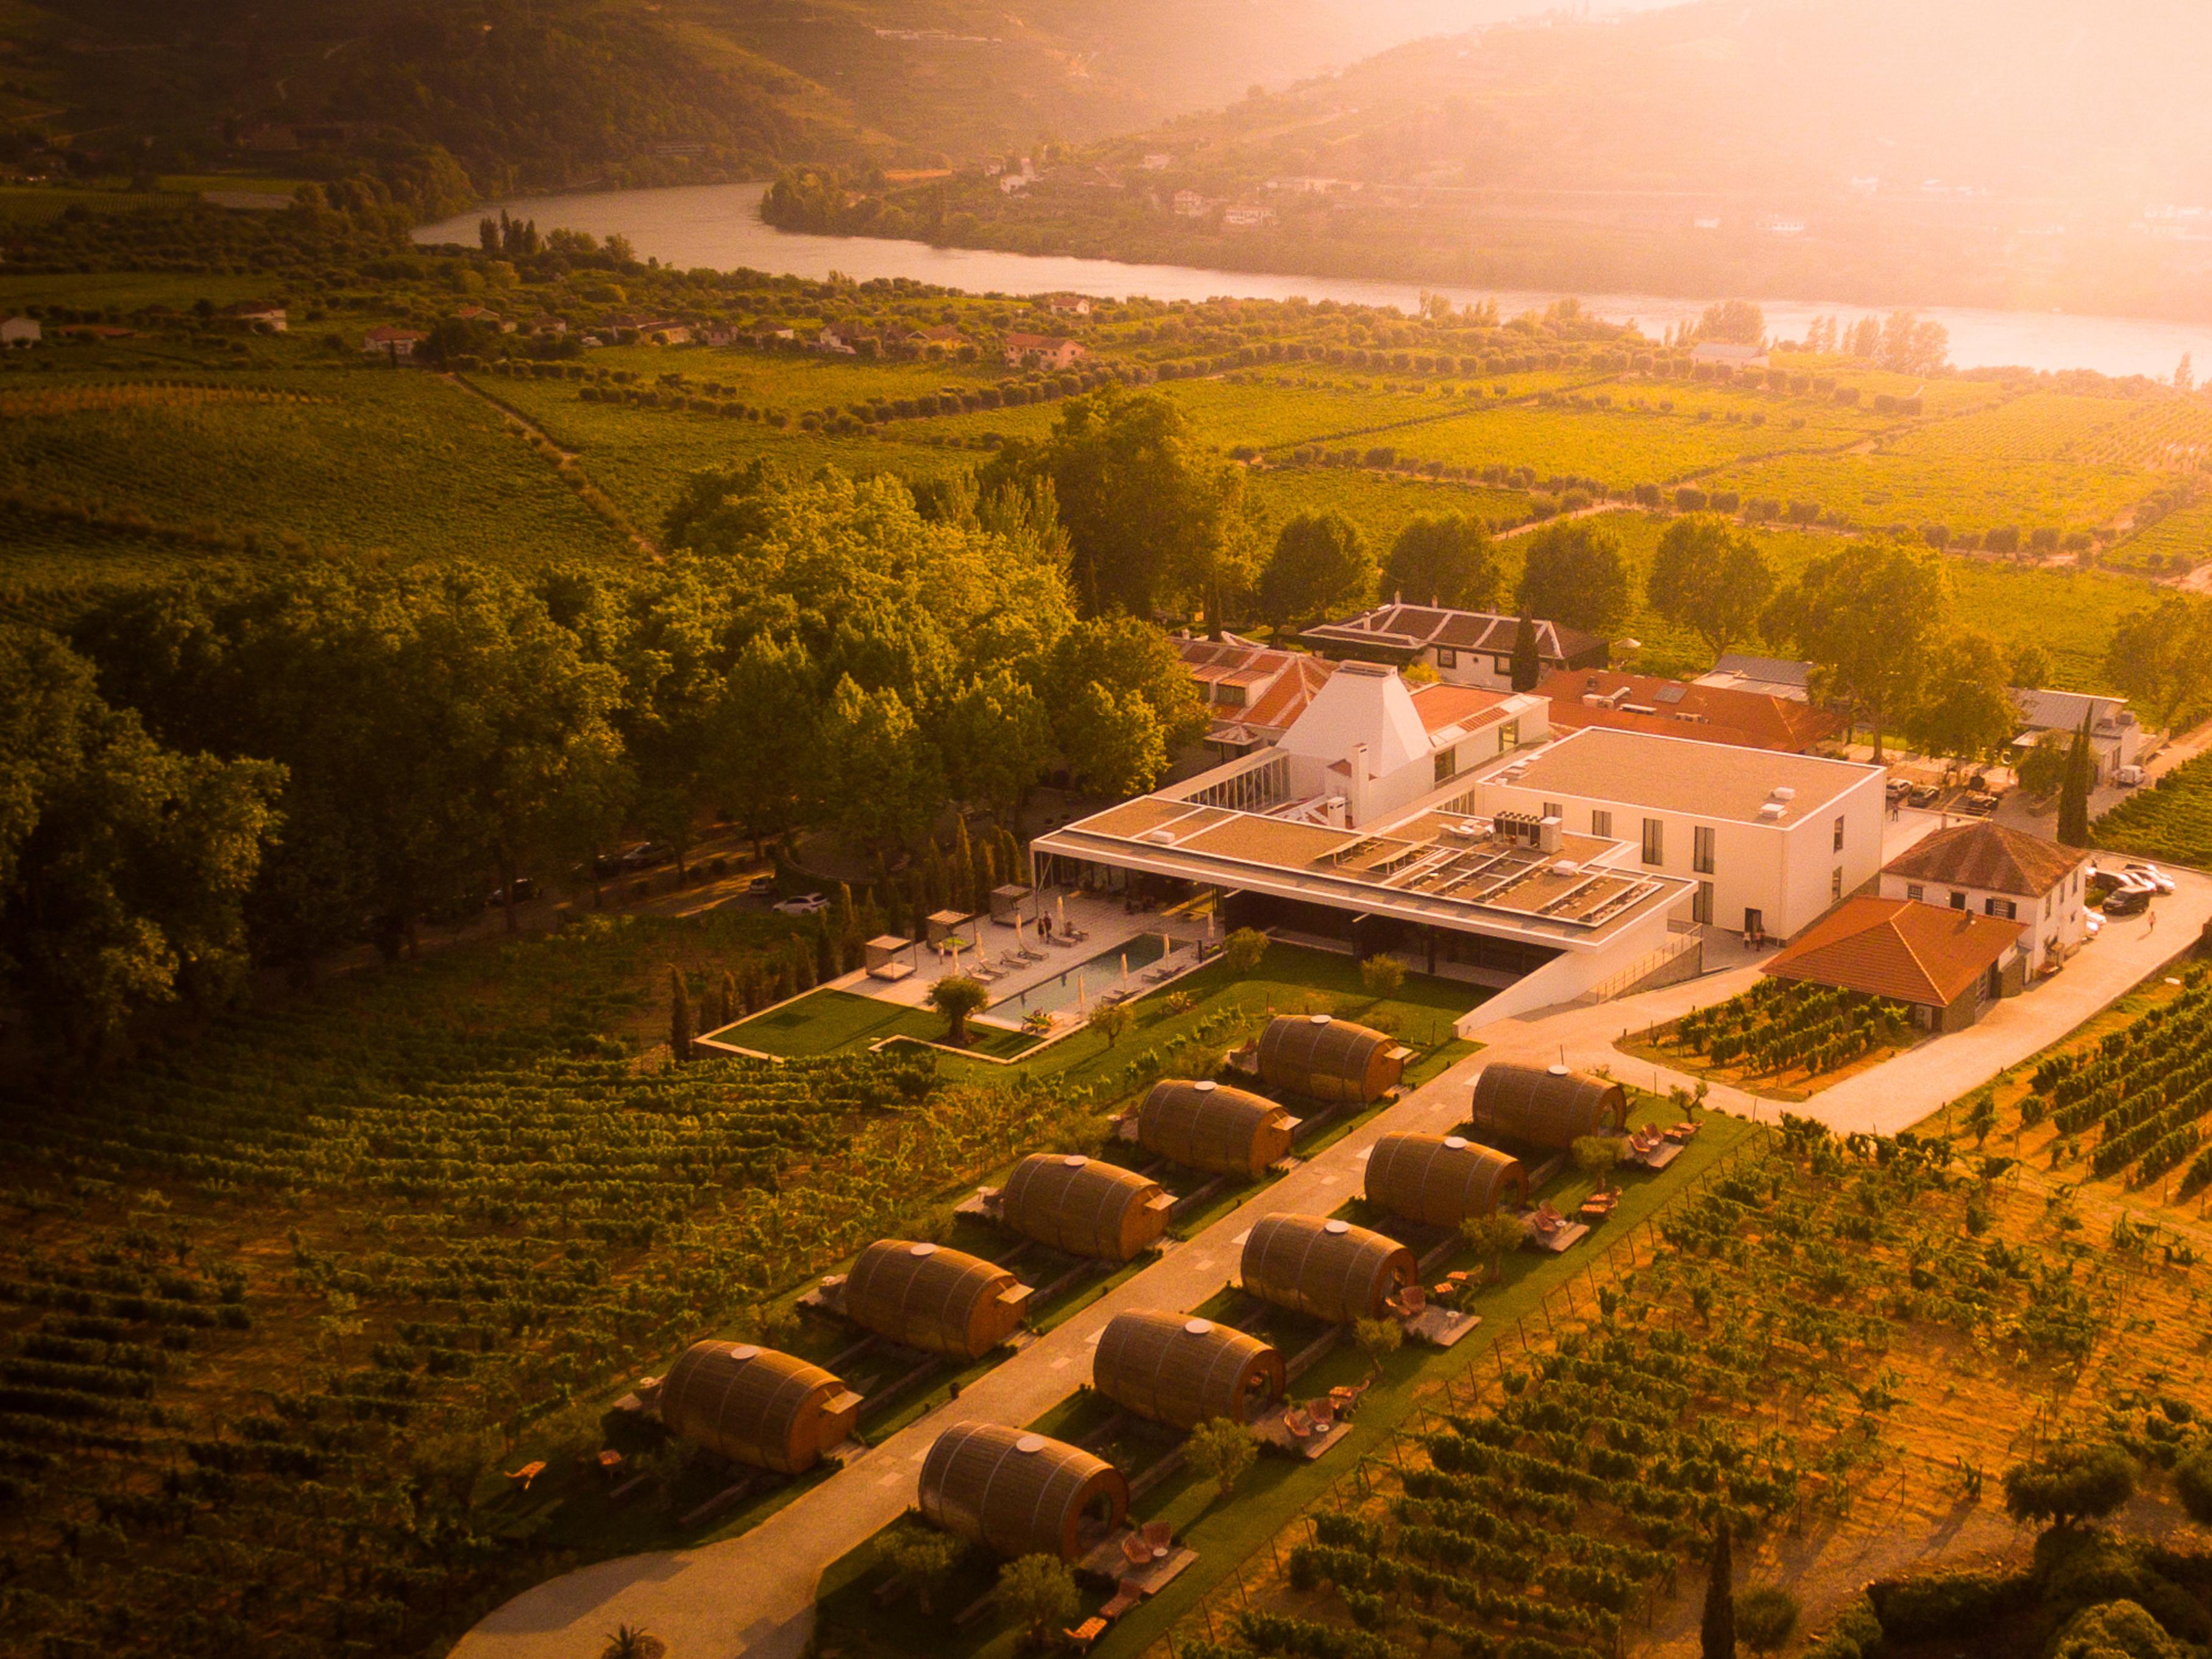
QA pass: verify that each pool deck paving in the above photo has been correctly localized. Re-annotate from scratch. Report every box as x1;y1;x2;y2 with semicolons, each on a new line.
451;872;2209;1659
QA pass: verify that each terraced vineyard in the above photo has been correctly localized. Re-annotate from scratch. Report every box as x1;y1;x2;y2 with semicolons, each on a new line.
2093;752;2212;870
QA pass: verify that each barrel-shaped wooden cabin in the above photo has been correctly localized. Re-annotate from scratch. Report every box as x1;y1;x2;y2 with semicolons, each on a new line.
1001;1154;1173;1262
918;1421;1129;1562
1137;1079;1297;1180
843;1240;1033;1360
658;1340;863;1476
1257;1014;1403;1105
1093;1309;1286;1431
1239;1214;1416;1325
1364;1133;1528;1229
1466;1061;1628;1151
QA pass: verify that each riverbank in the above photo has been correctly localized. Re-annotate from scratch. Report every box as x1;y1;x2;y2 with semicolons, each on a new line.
416;182;2212;380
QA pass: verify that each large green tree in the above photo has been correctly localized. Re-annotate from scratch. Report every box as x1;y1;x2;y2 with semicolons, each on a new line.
0;627;282;1060
940;669;1053;821
982;386;1245;620
1258;512;1374;629
1647;515;1776;662
1515;520;1631;635
1382;515;1499;610
1041;616;1207;796
1764;539;1948;760
2104;593;2212;732
819;677;945;849
1905;632;2016;767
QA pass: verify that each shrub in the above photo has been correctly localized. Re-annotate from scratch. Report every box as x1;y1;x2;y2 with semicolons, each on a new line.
997;1555;1078;1648
2002;1441;2136;1529
1737;1586;1801;1653
1359;955;1405;999
1221;927;1270;975
1186;1416;1257;1496
2173;1446;2212;1524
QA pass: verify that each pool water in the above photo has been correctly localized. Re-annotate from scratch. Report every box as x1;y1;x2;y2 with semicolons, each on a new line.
987;933;1184;1021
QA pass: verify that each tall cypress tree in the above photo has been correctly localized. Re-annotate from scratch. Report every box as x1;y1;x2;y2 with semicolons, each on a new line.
1700;1516;1735;1659
668;966;694;1065
718;969;738;1031
2057;712;2093;847
1510;614;1542;692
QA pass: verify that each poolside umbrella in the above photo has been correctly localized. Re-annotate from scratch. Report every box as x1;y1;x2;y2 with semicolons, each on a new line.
1121;952;1130;988
1058;894;1066;927
1077;973;1087;1014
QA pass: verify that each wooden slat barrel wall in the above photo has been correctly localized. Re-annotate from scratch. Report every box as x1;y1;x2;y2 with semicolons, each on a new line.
1364;1133;1528;1228
1256;1014;1402;1104
1137;1079;1295;1178
843;1241;1029;1359
1238;1213;1415;1324
999;1155;1169;1261
1466;1061;1628;1150
1093;1309;1285;1431
917;1421;1129;1561
659;1341;859;1475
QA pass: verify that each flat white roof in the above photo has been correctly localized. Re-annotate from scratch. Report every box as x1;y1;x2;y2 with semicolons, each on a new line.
1475;726;1882;826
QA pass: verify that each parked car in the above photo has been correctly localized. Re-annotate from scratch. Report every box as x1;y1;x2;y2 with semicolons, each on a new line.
2124;861;2177;894
2085;912;2104;937
1907;784;1941;809
1958;791;1999;816
2104;886;2152;918
486;876;537;906
2116;764;2146;787
1885;778;1912;802
620;841;674;871
773;892;829;916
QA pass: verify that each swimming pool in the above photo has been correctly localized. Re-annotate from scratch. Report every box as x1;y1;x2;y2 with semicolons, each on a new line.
987;933;1185;1021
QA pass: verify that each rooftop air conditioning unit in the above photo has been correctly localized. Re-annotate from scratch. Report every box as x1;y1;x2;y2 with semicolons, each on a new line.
1770;785;1797;802
1143;829;1178;844
1538;816;1563;853
1759;802;1787;821
1552;860;1581;876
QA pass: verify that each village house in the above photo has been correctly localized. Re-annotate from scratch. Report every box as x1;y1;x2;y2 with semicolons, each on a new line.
1300;603;1609;690
454;305;514;333
1174;634;1338;761
1534;668;1842;754
910;324;969;350
1693;653;1815;703
1044;294;1091;317
2011;688;2143;783
224;302;288;333
1;316;41;347
1002;332;1086;370
1878;819;2090;974
818;324;861;355
361;325;425;360
1172;190;1210;218
1222;203;1276;230
1764;896;2024;1033
523;316;569;338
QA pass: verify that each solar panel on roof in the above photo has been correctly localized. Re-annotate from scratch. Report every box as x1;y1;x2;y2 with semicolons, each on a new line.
1654;685;1686;704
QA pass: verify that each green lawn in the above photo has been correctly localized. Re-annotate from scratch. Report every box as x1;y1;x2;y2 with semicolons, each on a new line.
814;1095;1760;1659
716;988;1040;1061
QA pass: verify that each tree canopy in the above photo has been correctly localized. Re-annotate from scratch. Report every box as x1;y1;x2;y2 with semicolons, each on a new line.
1764;539;1948;760
1647;515;1775;661
1381;515;1498;611
1515;521;1630;635
1259;512;1374;629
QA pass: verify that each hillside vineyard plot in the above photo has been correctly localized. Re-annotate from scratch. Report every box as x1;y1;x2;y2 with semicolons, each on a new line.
2093;754;2212;872
0;368;627;570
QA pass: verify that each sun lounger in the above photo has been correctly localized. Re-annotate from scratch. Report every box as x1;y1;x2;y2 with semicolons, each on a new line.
504;1460;546;1493
1066;1615;1110;1648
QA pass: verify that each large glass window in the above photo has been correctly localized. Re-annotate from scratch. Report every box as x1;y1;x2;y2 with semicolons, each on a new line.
1693;826;1716;875
1592;809;1613;838
1434;746;1458;785
1641;818;1665;866
1693;881;1714;924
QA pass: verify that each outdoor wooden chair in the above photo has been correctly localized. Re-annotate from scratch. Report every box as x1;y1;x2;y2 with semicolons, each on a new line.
503;1460;546;1493
1283;1406;1318;1440
1101;1579;1146;1618
1121;1532;1157;1569
1395;1283;1427;1317
1308;1398;1336;1431
1140;1520;1173;1556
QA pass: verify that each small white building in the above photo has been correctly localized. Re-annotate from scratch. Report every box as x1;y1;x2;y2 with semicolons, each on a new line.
1878;820;2090;974
2012;688;2143;782
1465;725;1887;941
1;316;40;347
225;302;288;333
361;325;424;360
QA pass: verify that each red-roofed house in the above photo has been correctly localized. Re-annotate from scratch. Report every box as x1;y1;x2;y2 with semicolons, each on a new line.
1003;332;1086;370
1175;634;1338;760
1302;603;1608;690
1535;669;1842;754
1879;820;2090;972
1764;894;2025;1032
362;325;425;360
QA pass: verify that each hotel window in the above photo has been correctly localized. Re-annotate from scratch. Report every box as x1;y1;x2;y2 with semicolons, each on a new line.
1693;881;1714;925
1692;826;1716;875
1832;866;1844;900
1833;815;1845;853
1640;818;1665;866
1500;720;1519;752
1949;890;1966;910
1542;801;1562;822
1436;648;1458;668
1987;898;2018;921
1591;810;1613;838
1905;883;1924;902
1434;745;1458;785
1215;682;1245;707
2044;891;2053;918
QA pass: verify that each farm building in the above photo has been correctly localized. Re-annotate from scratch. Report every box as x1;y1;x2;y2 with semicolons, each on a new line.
1256;1014;1405;1105
361;325;425;359
999;1154;1173;1261
1694;654;1813;703
658;1341;862;1476
1092;1310;1286;1431
917;1421;1129;1561
1239;1214;1416;1324
1763;895;2024;1033
1879;820;2090;973
1136;1079;1297;1179
1300;603;1608;692
1364;1133;1526;1227
1466;1063;1626;1150
2012;688;2143;780
842;1240;1033;1359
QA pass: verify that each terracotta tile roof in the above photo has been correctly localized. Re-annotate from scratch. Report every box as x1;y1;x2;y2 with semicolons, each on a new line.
1765;896;2022;1007
1173;634;1335;740
1881;821;2085;898
1408;682;1512;734
1534;669;1842;753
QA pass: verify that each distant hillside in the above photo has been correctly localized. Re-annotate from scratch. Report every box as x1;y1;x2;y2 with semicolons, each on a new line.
809;0;2212;322
5;0;1670;208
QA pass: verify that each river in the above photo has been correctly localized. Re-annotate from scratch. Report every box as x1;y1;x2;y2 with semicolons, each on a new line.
416;182;2212;381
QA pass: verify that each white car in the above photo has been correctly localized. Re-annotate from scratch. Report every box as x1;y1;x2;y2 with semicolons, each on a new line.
2125;862;2177;895
773;893;829;916
2085;912;2104;937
